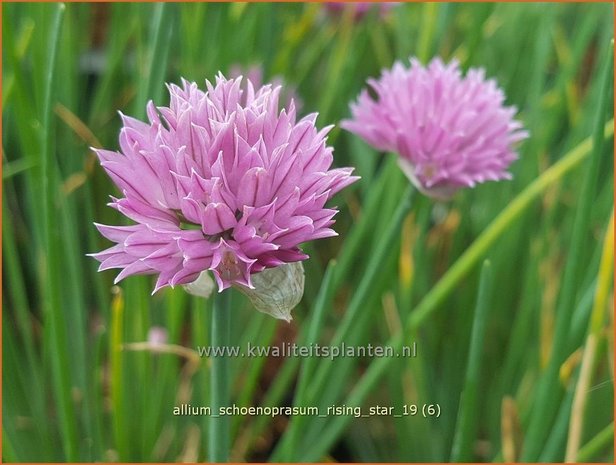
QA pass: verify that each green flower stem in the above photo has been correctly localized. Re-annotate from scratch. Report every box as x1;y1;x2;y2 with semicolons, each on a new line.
450;260;493;462
303;184;412;397
331;154;399;290
522;41;614;460
282;262;337;456
565;213;614;461
208;290;232;462
298;119;614;462
110;288;128;459
538;386;575;461
134;2;173;118
231;316;277;440
417;2;439;62
1;431;18;462
577;422;614;462
2;195;49;448
40;4;79;461
318;3;355;122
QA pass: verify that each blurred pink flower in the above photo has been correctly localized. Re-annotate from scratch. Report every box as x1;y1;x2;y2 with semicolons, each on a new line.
91;74;358;293
147;326;168;346
342;57;528;200
324;2;398;20
229;64;303;112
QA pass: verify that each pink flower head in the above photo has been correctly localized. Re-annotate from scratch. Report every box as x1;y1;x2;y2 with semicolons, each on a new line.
342;57;528;199
91;74;358;293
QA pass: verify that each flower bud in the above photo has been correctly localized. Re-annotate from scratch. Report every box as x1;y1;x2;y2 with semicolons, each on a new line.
183;271;215;298
235;262;305;322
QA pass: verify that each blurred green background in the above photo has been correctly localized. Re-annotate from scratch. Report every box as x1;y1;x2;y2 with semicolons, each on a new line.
2;2;614;462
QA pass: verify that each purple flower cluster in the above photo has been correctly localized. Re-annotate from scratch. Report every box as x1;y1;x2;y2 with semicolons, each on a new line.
91;75;357;292
342;57;528;199
92;56;527;302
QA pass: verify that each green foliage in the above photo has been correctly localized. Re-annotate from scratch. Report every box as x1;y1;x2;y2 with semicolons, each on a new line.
2;2;614;462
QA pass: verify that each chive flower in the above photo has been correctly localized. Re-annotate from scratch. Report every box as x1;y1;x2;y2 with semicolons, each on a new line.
342;57;528;199
91;75;358;293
